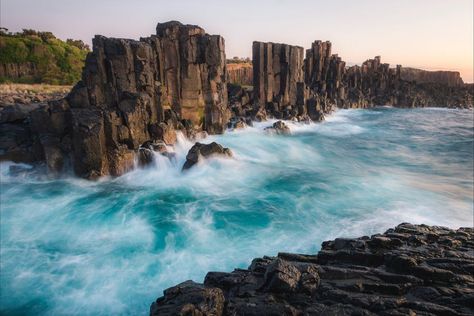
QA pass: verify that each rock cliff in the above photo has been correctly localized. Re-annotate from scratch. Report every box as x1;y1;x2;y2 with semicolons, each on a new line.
227;63;253;86
401;67;464;87
248;39;472;122
1;23;473;179
151;223;474;316
0;21;231;179
253;41;306;120
65;21;230;178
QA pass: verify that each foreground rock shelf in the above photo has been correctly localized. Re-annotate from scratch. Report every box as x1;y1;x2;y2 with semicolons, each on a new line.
151;223;474;315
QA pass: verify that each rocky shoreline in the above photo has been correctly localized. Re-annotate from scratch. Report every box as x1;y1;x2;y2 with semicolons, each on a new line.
151;223;474;316
0;20;473;179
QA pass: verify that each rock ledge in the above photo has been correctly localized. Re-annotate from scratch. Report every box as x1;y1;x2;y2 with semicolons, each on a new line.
151;223;474;316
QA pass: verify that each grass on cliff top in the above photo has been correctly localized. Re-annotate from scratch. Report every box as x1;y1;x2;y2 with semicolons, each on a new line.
0;29;89;85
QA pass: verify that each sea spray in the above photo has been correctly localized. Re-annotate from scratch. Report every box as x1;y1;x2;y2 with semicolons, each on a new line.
1;108;473;315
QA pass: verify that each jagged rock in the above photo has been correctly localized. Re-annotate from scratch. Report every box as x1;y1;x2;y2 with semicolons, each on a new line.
182;142;232;170
63;21;230;178
253;41;306;120
150;281;224;316
138;140;175;167
152;223;474;316
264;120;291;135
252;39;473;120
263;259;301;292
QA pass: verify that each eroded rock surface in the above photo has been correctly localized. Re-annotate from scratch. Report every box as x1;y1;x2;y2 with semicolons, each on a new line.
253;40;473;122
264;120;291;135
182;142;232;170
0;21;231;178
151;223;474;316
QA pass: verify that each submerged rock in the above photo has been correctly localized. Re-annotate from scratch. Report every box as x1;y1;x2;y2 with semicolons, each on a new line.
182;142;232;170
151;223;474;315
264;120;291;135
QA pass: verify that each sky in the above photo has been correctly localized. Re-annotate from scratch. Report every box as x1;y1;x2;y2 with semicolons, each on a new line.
1;0;473;82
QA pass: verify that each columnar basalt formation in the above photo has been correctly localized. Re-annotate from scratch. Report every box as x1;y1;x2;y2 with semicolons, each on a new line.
304;41;346;120
0;21;231;179
151;223;474;316
251;39;473;121
343;56;402;108
227;63;253;86
401;67;464;87
65;21;230;178
253;41;306;119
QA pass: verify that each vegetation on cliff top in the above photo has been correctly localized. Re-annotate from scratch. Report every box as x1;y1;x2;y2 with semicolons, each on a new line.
0;28;89;85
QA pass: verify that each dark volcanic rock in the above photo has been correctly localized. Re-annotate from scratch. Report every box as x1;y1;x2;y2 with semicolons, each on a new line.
264;120;291;135
0;21;231;179
182;142;232;170
65;21;230;178
252;39;473;120
227;63;253;86
151;223;474;316
138;140;175;167
401;67;464;87
253;41;306;120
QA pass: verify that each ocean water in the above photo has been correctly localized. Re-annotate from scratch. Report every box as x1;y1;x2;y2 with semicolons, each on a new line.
1;107;473;315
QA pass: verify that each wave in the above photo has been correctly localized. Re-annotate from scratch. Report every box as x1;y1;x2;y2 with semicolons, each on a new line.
1;107;473;315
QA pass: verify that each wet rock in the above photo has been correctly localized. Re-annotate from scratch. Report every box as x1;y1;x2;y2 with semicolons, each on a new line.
152;223;474;316
60;21;230;178
263;259;301;292
182;142;232;170
138;140;175;167
264;120;291;135
150;281;224;316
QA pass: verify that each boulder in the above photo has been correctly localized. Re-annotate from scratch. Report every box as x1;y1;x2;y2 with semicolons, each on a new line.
138;140;175;167
182;142;232;170
150;281;224;316
263;259;301;292
264;120;291;135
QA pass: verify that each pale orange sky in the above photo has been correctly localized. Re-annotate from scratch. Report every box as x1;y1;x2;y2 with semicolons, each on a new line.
2;0;473;82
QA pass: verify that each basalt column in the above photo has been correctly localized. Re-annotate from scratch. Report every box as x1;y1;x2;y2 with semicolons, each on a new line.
66;21;230;179
253;41;306;119
304;40;345;119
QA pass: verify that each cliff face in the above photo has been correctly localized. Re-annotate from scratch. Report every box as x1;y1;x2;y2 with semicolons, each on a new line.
65;21;229;178
0;62;39;81
245;39;473;122
1;25;473;179
253;41;306;119
227;63;253;86
0;21;231;179
401;67;464;87
151;223;474;316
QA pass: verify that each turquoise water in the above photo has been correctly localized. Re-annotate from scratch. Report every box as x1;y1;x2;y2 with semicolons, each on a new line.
1;108;473;315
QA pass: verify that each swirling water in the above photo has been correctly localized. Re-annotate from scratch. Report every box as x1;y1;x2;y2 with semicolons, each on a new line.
1;108;473;315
